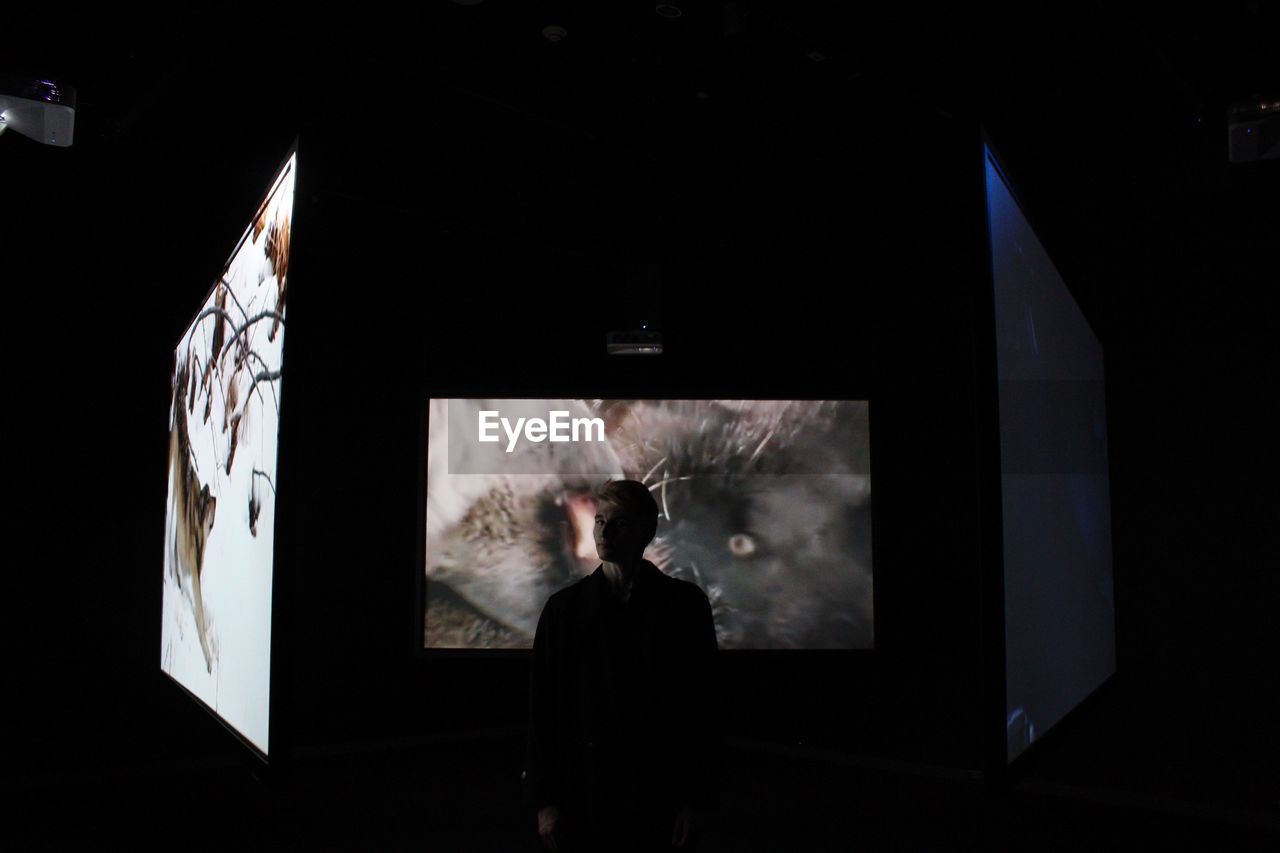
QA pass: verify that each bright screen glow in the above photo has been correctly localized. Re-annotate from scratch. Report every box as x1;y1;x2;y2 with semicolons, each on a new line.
160;151;295;756
424;399;873;650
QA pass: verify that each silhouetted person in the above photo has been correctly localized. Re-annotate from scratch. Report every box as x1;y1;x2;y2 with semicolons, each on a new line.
525;479;720;852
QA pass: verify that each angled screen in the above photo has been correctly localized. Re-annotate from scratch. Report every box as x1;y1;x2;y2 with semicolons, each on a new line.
986;147;1116;764
160;150;295;757
424;399;873;651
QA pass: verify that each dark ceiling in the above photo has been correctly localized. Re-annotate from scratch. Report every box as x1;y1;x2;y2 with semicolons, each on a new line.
6;7;1275;410
7;1;1277;322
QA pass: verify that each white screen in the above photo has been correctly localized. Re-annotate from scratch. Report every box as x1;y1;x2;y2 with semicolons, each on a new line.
160;151;295;756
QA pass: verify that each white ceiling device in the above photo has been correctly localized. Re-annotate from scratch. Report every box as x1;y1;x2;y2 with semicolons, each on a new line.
0;75;76;147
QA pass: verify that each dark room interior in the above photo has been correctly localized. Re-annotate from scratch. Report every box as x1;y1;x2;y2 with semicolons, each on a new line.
4;2;1277;850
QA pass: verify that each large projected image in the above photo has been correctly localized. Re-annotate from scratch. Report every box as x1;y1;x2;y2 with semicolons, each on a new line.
425;399;873;650
986;147;1115;764
160;151;295;756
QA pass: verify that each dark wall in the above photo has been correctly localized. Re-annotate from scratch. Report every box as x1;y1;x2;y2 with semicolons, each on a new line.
271;102;991;772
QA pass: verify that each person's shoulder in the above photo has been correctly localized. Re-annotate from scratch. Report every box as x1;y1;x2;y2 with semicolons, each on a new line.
652;565;711;606
542;573;594;613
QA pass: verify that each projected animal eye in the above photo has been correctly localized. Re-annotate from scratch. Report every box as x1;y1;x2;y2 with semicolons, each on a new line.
728;533;756;558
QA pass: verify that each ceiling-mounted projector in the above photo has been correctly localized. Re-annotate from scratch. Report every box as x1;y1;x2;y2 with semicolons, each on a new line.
0;74;76;147
607;328;663;355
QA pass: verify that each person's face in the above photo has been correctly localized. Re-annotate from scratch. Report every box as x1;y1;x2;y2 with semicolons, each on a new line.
593;501;650;563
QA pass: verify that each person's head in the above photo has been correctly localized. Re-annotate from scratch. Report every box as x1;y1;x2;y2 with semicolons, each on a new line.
593;479;659;563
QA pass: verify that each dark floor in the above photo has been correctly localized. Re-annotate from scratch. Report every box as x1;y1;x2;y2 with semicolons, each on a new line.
7;675;1278;851
7;741;1276;851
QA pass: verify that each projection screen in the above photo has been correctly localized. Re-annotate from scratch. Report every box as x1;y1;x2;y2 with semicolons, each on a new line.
424;398;874;651
160;150;295;757
986;146;1116;764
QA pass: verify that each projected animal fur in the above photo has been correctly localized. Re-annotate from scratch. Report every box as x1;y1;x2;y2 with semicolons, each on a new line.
159;152;293;755
166;359;218;671
424;399;627;646
424;399;873;650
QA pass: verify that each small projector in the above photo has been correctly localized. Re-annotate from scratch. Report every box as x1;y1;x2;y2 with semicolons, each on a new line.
0;75;76;147
607;329;663;355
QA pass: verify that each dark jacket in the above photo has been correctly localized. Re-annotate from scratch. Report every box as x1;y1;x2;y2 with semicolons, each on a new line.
524;560;721;814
